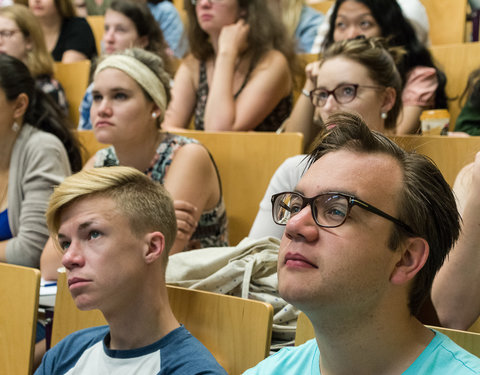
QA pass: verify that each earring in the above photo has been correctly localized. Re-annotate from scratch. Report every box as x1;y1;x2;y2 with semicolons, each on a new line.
11;121;20;132
381;112;388;120
151;112;158;119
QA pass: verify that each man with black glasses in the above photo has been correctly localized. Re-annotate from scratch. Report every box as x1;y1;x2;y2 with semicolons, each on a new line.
245;112;480;374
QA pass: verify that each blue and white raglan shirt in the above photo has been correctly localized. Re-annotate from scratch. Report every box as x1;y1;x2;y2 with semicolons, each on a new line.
35;325;227;375
243;330;480;374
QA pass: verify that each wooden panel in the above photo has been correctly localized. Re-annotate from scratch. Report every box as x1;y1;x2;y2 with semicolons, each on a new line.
76;130;304;245
426;325;480;357
295;312;480;357
86;15;104;55
309;0;334;14
0;263;40;375
167;285;273;374
50;272;106;347
51;272;273;375
294;311;315;346
54;61;91;127
469;316;480;333
172;0;188;26
391;135;480;186
429;42;480;128
76;130;106;164
172;130;304;245
421;0;468;44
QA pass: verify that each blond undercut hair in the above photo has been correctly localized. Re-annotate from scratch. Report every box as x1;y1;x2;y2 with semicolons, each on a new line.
46;166;177;254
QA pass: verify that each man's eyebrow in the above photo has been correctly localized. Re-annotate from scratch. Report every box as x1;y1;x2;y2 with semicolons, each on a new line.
58;221;95;239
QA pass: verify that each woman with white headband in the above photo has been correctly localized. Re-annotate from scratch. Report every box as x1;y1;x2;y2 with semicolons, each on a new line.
41;48;228;280
90;49;227;253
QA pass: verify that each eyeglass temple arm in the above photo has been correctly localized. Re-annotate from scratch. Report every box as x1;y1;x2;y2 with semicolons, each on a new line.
351;198;415;234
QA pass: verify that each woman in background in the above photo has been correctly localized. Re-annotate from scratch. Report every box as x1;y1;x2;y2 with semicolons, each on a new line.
250;37;402;239
78;0;172;130
41;48;227;280
320;0;446;135
29;0;96;62
0;54;81;267
0;4;68;112
162;0;299;132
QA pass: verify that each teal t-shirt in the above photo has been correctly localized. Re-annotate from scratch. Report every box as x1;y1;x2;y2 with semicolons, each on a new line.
244;330;480;374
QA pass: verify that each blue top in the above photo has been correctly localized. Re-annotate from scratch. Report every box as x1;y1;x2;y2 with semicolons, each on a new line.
0;209;12;241
148;1;188;58
35;325;227;374
244;330;480;374
295;6;324;53
78;83;93;130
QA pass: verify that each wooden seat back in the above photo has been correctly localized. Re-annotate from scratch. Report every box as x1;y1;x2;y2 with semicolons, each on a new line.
54;61;91;126
76;130;304;245
309;0;334;14
0;263;40;375
429;42;480;128
391;135;480;186
86;15;105;55
295;311;480;357
51;272;273;374
421;0;468;45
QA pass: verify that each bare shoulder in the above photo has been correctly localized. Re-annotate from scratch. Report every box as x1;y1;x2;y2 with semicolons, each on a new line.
256;49;289;70
174;142;211;164
82;155;96;170
177;54;201;78
168;142;215;180
173;54;202;91
180;54;200;71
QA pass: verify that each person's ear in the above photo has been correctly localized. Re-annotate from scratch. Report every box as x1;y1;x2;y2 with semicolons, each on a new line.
151;108;161;120
143;231;165;264
238;8;247;19
13;93;29;119
381;86;396;114
390;237;429;285
137;35;149;50
25;36;33;53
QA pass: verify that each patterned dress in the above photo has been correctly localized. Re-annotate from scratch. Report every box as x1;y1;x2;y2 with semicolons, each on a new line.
194;61;292;132
94;133;228;250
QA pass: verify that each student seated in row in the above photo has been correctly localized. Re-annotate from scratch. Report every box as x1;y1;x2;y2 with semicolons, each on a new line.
245;112;480;374
250;37;402;239
162;0;299;132
41;48;227;281
36;166;227;375
287;0;447;142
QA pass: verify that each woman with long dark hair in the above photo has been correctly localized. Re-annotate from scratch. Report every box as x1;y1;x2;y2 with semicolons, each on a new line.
0;53;81;267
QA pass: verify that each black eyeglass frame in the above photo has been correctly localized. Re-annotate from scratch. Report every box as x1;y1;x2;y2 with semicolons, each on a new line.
309;84;384;107
271;191;415;234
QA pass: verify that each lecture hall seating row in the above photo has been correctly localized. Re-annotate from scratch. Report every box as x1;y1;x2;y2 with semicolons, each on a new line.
76;129;480;243
3;261;479;375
